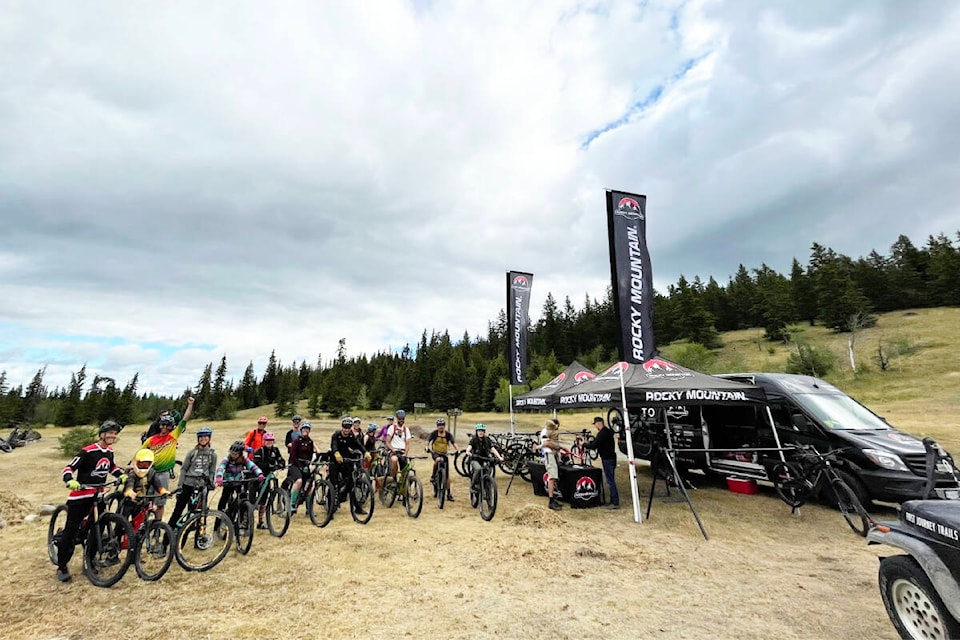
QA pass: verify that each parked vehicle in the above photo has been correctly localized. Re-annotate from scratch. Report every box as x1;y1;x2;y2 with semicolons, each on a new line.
616;373;960;505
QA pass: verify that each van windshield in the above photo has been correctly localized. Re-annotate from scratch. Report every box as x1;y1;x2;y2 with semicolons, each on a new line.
793;392;890;431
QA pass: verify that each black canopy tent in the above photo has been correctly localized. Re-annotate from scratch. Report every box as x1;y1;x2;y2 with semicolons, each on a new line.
512;360;597;411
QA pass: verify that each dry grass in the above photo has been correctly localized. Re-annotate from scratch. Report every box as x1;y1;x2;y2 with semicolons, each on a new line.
2;307;958;639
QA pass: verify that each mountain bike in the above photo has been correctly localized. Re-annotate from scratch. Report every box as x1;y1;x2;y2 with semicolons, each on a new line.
454;450;472;478
430;452;453;509
331;456;375;524
171;476;233;571
380;456;424;518
468;455;499;521
0;423;41;451
47;478;135;587
255;470;291;537
567;430;598;466
220;475;259;555
120;491;176;581
294;457;336;529
768;444;873;536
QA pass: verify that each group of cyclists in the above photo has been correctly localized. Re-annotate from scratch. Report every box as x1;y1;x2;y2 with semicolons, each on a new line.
53;404;507;583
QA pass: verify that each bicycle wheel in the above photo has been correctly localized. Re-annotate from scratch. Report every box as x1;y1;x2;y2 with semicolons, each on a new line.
405;473;423;518
828;477;870;537
175;510;232;572
437;465;447;509
351;475;375;524
380;477;398;508
135;520;174;581
266;488;291;537
83;512;134;587
770;462;810;508
308;479;335;528
235;501;255;555
454;451;471;478
480;475;498;521
47;504;68;565
104;491;124;514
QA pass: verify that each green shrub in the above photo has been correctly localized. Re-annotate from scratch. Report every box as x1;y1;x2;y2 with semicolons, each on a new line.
663;342;717;372
785;342;835;377
58;426;98;458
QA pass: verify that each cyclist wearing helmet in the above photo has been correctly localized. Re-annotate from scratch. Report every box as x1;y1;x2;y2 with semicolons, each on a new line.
167;425;218;527
215;440;264;516
330;417;370;514
285;415;303;448
465;424;504;493
286;421;316;512
362;424;380;453
428;418;459;502
253;431;285;529
121;449;167;516
386;410;411;480
140;396;195;520
351;417;363;439
55;420;127;583
243;416;269;460
376;415;393;442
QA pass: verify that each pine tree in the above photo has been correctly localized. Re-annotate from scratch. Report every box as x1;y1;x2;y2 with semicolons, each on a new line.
56;365;87;427
237;361;260;409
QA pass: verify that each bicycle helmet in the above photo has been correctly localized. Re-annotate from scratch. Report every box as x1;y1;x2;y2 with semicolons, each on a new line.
257;416;268;425
99;420;123;435
367;423;378;432
158;415;175;427
292;414;303;422
133;448;154;478
474;423;487;432
436;418;446;426
352;417;361;424
396;410;406;419
229;440;246;455
196;426;213;439
300;422;312;431
341;416;353;428
263;431;275;441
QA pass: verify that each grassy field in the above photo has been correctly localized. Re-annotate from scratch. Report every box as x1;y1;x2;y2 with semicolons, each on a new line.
0;307;957;639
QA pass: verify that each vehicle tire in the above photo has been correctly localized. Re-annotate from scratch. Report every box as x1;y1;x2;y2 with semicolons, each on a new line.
83;512;134;587
308;479;335;528
879;554;960;640
266;488;291;538
769;462;810;508
235;501;255;555
47;504;68;565
174;510;232;572
437;466;447;509
480;476;498;521
351;475;375;524
405;473;423;518
828;477;870;537
380;477;398;508
135;520;175;581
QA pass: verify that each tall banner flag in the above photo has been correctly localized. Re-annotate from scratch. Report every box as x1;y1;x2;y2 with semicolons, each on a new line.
606;189;655;364
506;271;534;385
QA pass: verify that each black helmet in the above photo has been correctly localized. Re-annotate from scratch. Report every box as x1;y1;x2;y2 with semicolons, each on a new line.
436;418;446;426
340;416;353;428
292;414;303;422
229;440;245;455
99;420;122;435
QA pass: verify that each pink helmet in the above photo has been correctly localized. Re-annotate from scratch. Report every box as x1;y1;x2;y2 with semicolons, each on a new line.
263;432;275;441
257;416;268;425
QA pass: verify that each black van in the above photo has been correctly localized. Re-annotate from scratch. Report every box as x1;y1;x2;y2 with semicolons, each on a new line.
716;373;959;504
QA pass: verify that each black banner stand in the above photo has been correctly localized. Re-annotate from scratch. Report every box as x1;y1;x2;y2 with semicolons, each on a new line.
645;445;709;540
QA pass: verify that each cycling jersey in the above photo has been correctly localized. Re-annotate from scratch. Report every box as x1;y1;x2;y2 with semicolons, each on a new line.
387;425;411;451
141;419;187;472
253;446;286;473
427;429;455;454
180;447;218;488
288;435;315;467
215;456;264;484
61;442;124;501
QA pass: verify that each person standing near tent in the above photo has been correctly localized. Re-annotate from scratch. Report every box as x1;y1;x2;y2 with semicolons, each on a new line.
540;419;565;511
584;416;620;509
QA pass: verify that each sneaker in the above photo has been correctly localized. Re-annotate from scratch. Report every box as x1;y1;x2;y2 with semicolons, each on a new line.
447;493;455;502
549;499;562;511
607;503;620;510
56;567;72;583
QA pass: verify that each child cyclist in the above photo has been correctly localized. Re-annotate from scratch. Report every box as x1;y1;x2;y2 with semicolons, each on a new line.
252;432;286;529
166;426;218;527
121;449;168;521
215;441;265;519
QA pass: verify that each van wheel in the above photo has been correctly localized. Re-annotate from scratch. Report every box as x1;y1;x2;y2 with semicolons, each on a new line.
879;555;960;640
834;469;872;509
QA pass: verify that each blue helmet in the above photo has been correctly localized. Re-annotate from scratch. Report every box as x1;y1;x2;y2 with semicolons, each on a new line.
396;410;406;419
196;426;213;439
367;423;378;432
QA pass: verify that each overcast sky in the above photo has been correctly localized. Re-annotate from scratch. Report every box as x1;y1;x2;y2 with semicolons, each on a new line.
2;1;958;396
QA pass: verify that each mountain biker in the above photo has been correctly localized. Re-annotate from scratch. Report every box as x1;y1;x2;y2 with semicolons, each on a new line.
285;415;303;448
428;418;459;502
376;415;394;442
362;424;379;453
140;408;173;444
330;417;371;514
140;396;195;520
386;410;411;480
121;448;168;518
215;441;264;517
253;431;286;529
167;426;218;528
351;417;363;440
286;421;316;513
54;420;128;583
243;416;269;460
465;423;504;496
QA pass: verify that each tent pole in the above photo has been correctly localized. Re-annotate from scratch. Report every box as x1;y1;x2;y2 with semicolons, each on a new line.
509;385;515;435
619;364;642;524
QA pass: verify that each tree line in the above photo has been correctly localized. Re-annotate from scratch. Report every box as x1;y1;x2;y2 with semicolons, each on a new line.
3;231;958;427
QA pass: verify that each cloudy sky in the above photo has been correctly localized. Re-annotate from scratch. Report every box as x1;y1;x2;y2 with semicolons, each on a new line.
2;0;958;396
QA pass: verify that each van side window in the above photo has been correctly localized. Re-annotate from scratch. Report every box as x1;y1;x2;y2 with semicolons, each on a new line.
769;402;793;430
